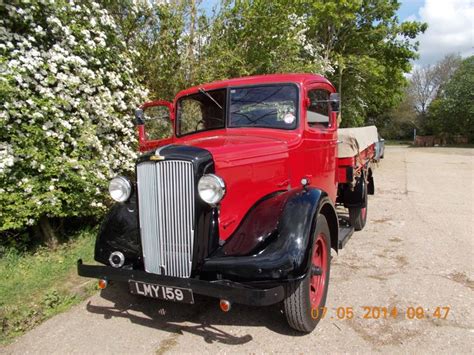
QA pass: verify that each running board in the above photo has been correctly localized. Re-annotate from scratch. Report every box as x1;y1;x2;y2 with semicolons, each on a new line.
338;217;355;249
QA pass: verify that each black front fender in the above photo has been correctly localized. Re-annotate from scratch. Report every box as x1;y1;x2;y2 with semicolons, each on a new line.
202;187;330;281
94;193;142;267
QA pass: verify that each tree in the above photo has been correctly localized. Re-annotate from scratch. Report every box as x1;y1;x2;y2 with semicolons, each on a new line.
0;0;430;246
426;56;474;141
196;0;333;83
0;0;146;246
410;54;462;117
104;0;426;129
297;0;427;127
409;65;437;116
377;88;418;139
200;0;426;127
102;0;209;100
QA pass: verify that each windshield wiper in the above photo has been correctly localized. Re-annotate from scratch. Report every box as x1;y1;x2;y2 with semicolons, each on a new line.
199;88;223;110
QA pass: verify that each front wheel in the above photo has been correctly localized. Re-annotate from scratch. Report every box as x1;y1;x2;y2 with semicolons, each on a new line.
283;214;331;333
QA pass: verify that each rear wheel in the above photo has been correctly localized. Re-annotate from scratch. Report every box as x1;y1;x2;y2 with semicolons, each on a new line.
349;205;367;231
349;176;368;231
284;214;331;333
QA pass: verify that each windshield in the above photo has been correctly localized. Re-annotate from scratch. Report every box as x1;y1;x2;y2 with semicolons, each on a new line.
229;84;298;129
176;89;226;136
175;84;299;136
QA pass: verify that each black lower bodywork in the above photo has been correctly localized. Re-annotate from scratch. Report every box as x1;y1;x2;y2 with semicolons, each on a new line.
77;260;285;306
80;145;339;307
80;186;337;306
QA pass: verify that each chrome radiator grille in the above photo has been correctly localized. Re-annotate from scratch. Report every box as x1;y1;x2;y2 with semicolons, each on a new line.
136;160;195;277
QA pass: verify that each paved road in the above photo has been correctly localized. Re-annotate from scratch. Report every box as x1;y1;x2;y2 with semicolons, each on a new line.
3;146;473;354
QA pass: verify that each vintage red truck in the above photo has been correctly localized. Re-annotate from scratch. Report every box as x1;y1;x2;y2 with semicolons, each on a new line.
78;73;378;332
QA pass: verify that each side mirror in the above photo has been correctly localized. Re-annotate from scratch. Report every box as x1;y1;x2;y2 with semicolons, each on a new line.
134;108;145;125
329;93;340;112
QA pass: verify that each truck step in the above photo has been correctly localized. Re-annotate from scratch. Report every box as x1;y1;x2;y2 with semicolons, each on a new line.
338;217;354;249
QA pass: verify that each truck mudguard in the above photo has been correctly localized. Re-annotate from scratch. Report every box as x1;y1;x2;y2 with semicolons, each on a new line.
94;192;142;267
202;187;337;282
343;173;368;208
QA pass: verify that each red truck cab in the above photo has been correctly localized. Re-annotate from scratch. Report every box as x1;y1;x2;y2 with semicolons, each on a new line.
78;74;376;333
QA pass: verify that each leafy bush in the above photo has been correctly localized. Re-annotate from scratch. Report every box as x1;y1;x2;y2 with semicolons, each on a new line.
426;56;474;141
0;0;147;236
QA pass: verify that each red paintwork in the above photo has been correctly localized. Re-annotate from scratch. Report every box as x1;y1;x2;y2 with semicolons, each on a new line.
337;166;349;184
138;100;174;150
137;73;374;240
337;143;375;183
310;232;328;308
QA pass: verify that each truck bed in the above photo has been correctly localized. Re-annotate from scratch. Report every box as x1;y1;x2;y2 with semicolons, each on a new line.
337;126;378;158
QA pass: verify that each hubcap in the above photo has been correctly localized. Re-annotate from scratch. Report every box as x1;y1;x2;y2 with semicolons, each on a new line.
310;233;328;308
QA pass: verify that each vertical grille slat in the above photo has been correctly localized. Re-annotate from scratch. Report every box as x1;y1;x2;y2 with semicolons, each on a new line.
137;160;195;278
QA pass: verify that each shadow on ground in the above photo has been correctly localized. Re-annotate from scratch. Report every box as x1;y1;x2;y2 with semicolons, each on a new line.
86;282;303;345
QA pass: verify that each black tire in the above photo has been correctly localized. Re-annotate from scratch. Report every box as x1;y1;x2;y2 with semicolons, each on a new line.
349;175;368;231
349;205;367;231
283;214;331;333
349;194;368;231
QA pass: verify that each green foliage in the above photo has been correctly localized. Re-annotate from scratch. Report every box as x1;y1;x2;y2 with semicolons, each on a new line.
101;0;206;100
199;0;333;82
426;56;474;141
1;0;427;242
102;0;333;100
409;53;462;123
142;106;173;140
301;0;427;126
105;0;425;129
0;0;146;234
377;98;417;140
386;53;464;139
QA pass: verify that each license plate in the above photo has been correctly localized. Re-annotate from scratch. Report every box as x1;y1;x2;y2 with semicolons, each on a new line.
129;280;194;304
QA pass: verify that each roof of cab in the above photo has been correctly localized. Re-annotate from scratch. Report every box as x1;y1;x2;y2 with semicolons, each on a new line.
175;73;334;99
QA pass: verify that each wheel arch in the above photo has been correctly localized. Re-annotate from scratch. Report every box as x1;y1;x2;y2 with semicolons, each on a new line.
317;199;339;253
202;187;337;281
342;170;368;208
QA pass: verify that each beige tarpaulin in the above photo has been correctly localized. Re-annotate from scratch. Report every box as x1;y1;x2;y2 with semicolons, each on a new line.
337;126;379;158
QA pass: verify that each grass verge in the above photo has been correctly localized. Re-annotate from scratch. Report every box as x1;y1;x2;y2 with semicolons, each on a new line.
0;227;98;345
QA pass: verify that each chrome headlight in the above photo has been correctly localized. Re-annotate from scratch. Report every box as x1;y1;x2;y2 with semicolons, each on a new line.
108;176;132;202
198;174;226;205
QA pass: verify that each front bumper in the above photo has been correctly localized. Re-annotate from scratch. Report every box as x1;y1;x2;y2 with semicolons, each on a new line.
77;260;285;306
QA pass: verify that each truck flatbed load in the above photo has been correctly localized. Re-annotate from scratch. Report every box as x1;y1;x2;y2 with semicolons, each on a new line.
338;126;379;158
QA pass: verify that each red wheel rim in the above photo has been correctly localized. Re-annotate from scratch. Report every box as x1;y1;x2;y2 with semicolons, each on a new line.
361;206;367;220
310;233;328;308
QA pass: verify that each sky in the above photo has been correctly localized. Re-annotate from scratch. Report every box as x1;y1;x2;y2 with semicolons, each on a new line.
398;0;474;67
202;0;474;69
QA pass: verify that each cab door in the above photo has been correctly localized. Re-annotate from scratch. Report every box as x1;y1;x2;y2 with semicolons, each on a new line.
302;83;338;202
135;100;174;152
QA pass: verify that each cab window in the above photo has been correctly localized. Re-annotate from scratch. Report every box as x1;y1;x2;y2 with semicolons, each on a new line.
307;89;330;128
176;89;226;136
143;105;173;140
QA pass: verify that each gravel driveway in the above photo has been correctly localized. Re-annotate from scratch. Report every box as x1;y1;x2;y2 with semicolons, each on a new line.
3;146;473;354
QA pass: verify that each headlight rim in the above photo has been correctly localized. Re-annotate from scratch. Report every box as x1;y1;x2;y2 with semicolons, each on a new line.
198;173;226;205
108;175;132;203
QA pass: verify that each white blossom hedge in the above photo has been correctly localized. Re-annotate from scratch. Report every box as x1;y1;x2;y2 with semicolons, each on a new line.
0;0;147;233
